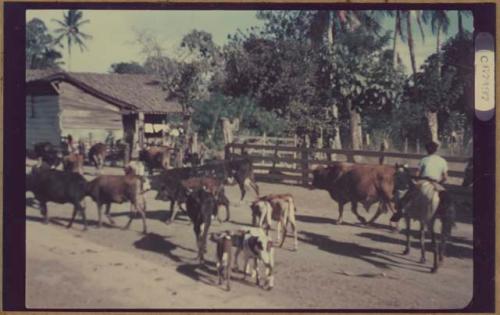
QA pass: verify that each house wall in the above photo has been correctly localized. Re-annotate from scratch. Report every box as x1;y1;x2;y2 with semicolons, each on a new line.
58;82;123;142
26;94;61;148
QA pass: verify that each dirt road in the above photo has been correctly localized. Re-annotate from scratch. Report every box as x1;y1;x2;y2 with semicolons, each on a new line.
26;165;473;309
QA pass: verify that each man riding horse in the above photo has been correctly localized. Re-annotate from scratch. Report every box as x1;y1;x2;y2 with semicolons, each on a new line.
391;141;449;222
391;141;455;273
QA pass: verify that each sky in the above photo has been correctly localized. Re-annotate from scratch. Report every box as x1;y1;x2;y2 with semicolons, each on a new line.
27;10;473;74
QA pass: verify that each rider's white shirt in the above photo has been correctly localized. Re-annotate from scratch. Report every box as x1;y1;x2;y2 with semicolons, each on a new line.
418;154;448;182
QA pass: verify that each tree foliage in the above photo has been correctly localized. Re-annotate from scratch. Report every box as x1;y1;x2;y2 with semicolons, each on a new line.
110;61;147;74
26;18;64;69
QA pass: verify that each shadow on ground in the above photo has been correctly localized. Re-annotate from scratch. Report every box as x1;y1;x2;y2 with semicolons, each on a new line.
133;233;196;263
299;230;429;273
356;231;472;259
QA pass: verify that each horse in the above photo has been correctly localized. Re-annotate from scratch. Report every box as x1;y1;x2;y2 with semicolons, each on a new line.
393;164;456;273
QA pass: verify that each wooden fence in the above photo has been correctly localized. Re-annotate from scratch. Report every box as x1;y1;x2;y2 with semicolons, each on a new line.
226;142;471;194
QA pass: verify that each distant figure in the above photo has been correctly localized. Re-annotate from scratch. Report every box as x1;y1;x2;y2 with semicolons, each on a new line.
77;139;86;156
221;117;240;145
66;134;77;154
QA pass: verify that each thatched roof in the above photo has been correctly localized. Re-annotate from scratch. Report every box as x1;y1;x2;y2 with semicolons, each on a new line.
26;70;183;114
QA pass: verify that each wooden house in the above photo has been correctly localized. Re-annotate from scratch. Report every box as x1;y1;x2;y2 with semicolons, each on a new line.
26;70;184;153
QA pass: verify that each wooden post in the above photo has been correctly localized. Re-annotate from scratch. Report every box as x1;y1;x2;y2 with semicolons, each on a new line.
301;142;309;187
138;112;145;149
416;138;421;154
379;141;386;165
404;137;408;153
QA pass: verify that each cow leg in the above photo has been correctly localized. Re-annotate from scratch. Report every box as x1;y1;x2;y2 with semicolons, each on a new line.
367;203;385;226
105;203;115;225
243;256;251;280
67;205;78;229
193;223;203;263
351;202;367;224
419;221;426;263
226;260;231;291
201;218;211;262
96;202;103;228
79;203;88;231
279;218;288;248
40;201;49;224
403;216;411;255
289;214;298;251
167;200;179;224
248;179;260;197
238;179;246;201
123;207;135;230
138;204;148;234
431;219;439;273
233;248;241;272
217;260;222;285
254;257;260;286
337;203;344;225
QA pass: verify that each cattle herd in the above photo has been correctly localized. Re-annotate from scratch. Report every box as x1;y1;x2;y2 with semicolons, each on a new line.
26;141;461;292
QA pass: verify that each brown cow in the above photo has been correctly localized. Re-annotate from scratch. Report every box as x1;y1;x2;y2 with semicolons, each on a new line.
62;153;84;174
139;146;173;175
166;176;230;223
86;173;149;233
311;162;397;226
88;143;108;170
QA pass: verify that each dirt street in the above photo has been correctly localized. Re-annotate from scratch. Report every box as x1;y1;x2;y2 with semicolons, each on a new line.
26;165;473;309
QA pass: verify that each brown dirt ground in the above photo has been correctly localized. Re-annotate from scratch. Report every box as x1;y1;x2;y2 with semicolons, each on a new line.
25;163;473;310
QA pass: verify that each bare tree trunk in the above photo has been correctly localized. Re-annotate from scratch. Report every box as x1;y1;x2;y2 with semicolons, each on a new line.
327;12;342;150
406;11;417;76
458;11;463;38
425;110;439;142
348;100;362;150
436;25;441;54
392;11;400;68
331;104;342;150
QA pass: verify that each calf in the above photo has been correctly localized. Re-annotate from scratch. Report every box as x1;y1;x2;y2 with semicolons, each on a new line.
186;189;218;263
139;146;173;175
232;229;275;290
311;162;397;226
177;177;230;223
88;143;108;171
210;231;233;291
26;166;88;230
86;173;148;233
62;153;84;174
251;194;298;250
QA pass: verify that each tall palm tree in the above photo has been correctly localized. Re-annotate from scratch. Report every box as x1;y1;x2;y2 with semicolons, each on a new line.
422;10;450;54
52;9;92;71
457;10;472;38
405;11;417;76
421;10;450;142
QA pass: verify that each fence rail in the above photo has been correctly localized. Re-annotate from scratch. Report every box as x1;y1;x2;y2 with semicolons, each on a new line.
226;142;470;194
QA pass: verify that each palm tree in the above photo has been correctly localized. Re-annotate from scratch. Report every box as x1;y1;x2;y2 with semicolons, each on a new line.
420;11;450;142
52;9;92;71
405;11;417;76
457;10;472;38
422;10;450;54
